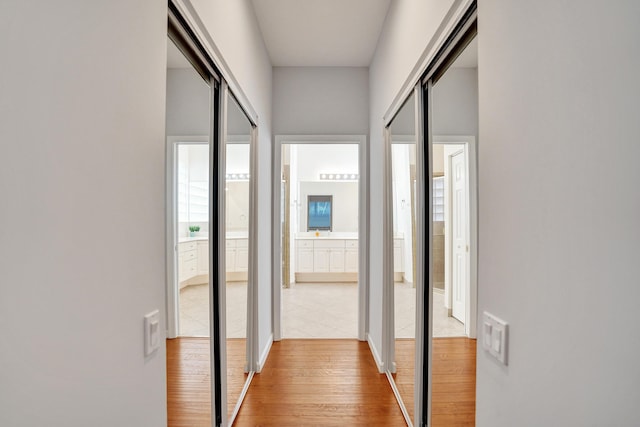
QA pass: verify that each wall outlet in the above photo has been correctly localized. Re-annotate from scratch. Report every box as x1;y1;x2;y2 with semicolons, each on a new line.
144;310;160;356
482;311;508;365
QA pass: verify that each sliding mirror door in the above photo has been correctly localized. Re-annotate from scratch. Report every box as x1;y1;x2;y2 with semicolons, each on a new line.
387;91;422;425
222;93;254;425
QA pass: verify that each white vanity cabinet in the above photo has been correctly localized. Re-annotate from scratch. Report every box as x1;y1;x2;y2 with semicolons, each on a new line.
344;240;359;273
295;238;355;281
313;240;345;273
197;240;209;276
293;237;403;282
225;237;249;281
178;241;198;286
296;240;314;273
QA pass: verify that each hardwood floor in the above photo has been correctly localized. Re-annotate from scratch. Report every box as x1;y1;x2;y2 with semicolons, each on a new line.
167;337;476;426
394;337;476;426
166;338;248;427
234;340;405;426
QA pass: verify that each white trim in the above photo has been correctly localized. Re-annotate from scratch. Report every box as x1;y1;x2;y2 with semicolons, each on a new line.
246;125;259;371
271;135;368;342
386;371;413;427
382;0;475;126
433;135;478;339
367;333;385;373
256;333;273;373
165;136;209;339
170;0;259;125
228;371;254;427
382;126;396;374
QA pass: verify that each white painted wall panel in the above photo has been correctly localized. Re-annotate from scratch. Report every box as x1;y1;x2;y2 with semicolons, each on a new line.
0;1;168;425
477;1;640;425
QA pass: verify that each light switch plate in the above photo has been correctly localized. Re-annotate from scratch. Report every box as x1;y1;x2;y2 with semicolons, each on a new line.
482;311;508;365
144;310;160;356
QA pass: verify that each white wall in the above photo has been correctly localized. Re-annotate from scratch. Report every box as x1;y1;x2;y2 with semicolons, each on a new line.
0;1;167;426
477;1;640;425
189;0;274;361
432;67;478;136
273;67;369;134
166;68;211;136
295;144;359;181
369;0;456;367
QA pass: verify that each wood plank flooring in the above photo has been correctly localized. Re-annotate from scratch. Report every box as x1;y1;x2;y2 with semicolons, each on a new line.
167;337;476;426
394;338;477;426
234;340;405;426
166;338;248;427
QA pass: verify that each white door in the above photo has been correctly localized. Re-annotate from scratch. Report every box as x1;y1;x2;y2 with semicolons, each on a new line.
451;149;469;323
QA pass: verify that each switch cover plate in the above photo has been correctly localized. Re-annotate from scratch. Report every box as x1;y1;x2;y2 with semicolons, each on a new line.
482;311;508;365
144;310;160;356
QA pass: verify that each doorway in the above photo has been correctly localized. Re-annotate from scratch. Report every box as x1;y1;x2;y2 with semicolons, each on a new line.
272;135;368;342
432;139;475;338
280;143;360;338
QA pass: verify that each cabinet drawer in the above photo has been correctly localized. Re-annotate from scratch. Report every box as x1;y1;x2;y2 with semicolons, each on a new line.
179;241;197;252
345;240;358;249
297;239;313;248
184;258;197;275
314;239;345;249
183;249;197;261
235;239;248;248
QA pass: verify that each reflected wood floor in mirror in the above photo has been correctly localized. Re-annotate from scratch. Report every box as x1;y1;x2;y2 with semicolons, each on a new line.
235;340;404;426
394;337;476;426
167;337;247;427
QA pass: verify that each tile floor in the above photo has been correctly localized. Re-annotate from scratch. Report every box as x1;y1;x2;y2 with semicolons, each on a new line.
178;281;464;338
178;282;247;338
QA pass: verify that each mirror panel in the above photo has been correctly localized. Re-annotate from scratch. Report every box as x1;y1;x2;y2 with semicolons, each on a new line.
224;94;252;423
388;92;417;423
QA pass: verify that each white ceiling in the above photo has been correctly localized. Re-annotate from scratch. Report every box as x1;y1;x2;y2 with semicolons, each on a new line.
251;0;391;67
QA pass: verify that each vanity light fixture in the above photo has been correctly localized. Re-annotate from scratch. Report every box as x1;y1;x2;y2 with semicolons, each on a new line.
319;173;359;181
225;173;250;181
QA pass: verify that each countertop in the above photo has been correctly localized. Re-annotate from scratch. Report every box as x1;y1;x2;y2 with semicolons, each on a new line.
179;232;248;243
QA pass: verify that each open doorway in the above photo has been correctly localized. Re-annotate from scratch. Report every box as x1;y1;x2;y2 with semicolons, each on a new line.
280;143;360;338
272;135;368;342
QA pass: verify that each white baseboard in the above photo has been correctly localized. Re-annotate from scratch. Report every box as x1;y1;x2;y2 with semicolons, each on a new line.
256;333;273;373
367;333;385;373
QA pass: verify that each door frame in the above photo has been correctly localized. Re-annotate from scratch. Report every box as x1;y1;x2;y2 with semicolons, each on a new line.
271;135;369;342
433;136;477;339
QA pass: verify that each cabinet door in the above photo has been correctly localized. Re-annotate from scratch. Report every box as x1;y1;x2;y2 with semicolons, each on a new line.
226;248;236;273
197;241;209;276
345;249;358;273
297;249;314;272
178;253;186;282
235;247;249;272
329;248;345;272
313;249;330;272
